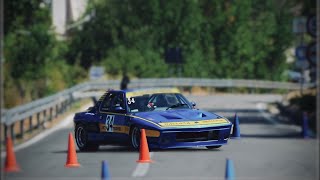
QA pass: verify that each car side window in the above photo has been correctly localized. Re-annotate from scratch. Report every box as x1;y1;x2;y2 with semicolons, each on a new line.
100;93;116;112
110;93;126;111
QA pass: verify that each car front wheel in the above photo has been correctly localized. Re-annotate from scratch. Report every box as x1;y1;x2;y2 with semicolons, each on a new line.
75;124;99;151
130;126;141;150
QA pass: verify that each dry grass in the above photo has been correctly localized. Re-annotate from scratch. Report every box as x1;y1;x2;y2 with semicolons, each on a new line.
283;88;317;102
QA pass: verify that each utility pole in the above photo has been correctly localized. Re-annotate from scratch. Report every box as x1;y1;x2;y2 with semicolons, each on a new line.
0;0;4;179
316;1;320;180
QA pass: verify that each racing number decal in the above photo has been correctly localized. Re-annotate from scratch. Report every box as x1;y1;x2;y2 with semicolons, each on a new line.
127;97;135;104
105;115;115;132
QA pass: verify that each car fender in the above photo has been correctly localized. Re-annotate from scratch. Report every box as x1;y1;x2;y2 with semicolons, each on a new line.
130;117;162;131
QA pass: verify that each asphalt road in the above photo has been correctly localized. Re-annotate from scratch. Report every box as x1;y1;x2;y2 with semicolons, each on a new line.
2;94;318;180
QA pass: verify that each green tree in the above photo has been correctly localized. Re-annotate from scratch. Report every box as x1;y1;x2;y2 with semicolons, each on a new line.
201;0;293;80
4;1;54;103
4;0;85;107
67;0;296;80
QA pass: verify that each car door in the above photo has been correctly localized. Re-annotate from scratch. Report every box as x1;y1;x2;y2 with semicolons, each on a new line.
98;92;128;142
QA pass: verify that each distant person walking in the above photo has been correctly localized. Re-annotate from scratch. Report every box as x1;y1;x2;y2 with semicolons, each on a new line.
120;72;130;90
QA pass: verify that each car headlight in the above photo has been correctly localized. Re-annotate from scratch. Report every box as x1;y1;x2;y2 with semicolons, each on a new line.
230;124;234;135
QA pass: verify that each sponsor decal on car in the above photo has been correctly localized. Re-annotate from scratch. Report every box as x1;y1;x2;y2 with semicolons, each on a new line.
159;118;229;127
105;115;115;132
98;123;159;137
99;124;130;134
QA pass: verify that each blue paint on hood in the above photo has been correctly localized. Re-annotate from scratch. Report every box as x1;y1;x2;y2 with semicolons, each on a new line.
133;109;223;124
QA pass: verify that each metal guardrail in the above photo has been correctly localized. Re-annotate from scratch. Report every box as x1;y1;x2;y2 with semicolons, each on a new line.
128;78;315;89
0;78;315;141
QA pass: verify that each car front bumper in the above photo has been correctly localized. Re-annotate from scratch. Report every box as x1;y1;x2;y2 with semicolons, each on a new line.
148;125;232;149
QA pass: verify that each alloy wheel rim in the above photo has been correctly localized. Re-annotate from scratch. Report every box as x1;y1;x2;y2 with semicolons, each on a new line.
132;127;140;148
76;127;86;147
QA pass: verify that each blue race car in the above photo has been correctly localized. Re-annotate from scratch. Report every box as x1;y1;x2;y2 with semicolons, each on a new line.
73;88;233;151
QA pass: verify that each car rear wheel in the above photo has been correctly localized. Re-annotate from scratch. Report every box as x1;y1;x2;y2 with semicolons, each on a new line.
130;126;141;150
206;145;222;149
75;124;99;151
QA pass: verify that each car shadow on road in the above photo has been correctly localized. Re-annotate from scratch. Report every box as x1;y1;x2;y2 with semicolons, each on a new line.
205;108;314;139
52;146;134;154
51;146;222;154
151;147;221;152
90;146;221;153
225;115;274;125
240;132;303;139
206;108;296;125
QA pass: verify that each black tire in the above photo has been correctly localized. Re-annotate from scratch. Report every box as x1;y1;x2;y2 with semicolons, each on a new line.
206;145;222;149
129;126;141;150
75;124;99;151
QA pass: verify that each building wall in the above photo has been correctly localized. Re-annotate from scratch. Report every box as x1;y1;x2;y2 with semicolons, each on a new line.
52;0;88;35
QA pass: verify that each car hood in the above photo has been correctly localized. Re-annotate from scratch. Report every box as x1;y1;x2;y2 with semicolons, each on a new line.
133;109;230;127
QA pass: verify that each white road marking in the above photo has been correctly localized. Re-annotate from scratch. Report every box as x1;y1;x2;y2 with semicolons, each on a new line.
1;104;91;158
132;152;154;177
256;103;277;125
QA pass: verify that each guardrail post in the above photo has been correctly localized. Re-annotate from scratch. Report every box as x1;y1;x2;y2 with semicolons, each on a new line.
61;101;66;113
65;99;70;111
65;100;68;112
29;116;33;132
64;100;69;111
55;104;59;118
10;124;15;142
70;98;73;108
43;110;47;121
60;102;63;114
64;101;66;112
60;103;63;115
4;125;8;139
43;110;47;129
49;107;53;122
36;112;40;129
69;99;72;109
69;94;74;108
20;120;24;139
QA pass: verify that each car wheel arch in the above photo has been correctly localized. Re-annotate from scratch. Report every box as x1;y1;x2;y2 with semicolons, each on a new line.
74;122;99;151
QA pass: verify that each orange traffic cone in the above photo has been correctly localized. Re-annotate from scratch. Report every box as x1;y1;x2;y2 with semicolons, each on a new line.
65;133;80;168
136;129;153;163
4;136;20;172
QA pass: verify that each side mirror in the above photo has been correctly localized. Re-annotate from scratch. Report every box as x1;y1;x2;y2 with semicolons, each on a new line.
191;102;196;107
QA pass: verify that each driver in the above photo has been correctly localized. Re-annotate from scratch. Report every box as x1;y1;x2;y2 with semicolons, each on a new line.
154;94;168;107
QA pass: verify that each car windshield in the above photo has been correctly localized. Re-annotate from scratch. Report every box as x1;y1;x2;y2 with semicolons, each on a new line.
127;93;191;113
